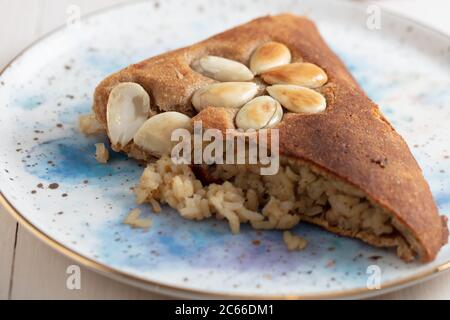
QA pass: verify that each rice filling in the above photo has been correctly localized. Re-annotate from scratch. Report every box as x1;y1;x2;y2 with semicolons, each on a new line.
134;156;416;260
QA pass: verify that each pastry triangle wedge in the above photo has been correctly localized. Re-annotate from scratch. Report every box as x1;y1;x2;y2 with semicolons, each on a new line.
88;14;448;262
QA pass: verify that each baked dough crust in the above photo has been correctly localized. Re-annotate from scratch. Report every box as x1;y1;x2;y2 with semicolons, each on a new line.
93;14;448;261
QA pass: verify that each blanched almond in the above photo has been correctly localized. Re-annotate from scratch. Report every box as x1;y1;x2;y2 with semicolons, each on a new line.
267;85;326;114
261;62;328;88
192;82;258;111
250;42;291;75
133;112;192;157
106;82;150;148
265;101;284;128
192;55;254;82
235;96;283;130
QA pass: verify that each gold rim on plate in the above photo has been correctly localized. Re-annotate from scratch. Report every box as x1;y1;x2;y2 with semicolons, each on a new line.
0;0;449;299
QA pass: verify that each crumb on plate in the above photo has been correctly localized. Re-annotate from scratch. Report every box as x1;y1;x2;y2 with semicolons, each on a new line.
283;231;308;251
95;143;109;163
124;208;152;229
78;113;103;135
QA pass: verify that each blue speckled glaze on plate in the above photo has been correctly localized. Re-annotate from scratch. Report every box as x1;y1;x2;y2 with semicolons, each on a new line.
0;0;449;298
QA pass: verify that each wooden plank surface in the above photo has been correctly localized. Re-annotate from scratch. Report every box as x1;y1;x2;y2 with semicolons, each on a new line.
0;207;17;299
374;273;450;300
0;0;449;299
10;226;166;299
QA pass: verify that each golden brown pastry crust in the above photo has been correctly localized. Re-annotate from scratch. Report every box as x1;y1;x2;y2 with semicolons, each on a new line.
93;14;448;261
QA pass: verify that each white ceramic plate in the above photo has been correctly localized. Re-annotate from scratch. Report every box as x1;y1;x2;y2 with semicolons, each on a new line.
1;0;449;299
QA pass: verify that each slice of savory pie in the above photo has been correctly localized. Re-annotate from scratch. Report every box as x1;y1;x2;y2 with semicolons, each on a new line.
88;14;448;262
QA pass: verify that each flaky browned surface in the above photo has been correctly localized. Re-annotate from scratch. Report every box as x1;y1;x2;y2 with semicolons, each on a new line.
93;14;448;261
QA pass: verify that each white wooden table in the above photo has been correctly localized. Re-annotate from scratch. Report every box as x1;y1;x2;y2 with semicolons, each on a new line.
1;0;449;299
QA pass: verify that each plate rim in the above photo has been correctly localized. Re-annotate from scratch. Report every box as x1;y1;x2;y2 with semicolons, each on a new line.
1;0;449;299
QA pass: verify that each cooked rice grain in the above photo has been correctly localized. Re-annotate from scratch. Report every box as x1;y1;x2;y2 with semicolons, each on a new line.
124;208;152;229
94;143;109;163
283;231;308;251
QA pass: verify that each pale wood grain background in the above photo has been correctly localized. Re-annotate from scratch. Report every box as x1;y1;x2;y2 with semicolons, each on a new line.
0;0;449;299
